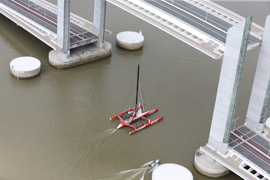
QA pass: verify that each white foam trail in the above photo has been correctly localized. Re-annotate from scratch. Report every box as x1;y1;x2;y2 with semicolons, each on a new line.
99;167;148;180
99;164;159;180
49;128;117;180
141;161;152;168
91;128;117;151
147;165;158;173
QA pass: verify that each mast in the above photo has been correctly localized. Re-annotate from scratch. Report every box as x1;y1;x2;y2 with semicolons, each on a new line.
135;64;140;116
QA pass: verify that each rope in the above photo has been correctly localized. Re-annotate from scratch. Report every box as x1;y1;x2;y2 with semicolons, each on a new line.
122;93;136;112
139;77;146;110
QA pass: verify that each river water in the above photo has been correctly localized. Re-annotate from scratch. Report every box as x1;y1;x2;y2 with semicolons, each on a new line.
0;1;269;180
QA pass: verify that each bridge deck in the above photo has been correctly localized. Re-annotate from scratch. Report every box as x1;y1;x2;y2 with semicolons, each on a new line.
201;125;270;180
0;0;110;50
229;126;270;173
107;0;263;59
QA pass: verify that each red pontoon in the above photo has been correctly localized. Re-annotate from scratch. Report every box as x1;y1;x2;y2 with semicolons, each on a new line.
110;65;163;134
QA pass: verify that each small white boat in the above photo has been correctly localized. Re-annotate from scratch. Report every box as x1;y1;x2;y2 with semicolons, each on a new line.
142;159;160;168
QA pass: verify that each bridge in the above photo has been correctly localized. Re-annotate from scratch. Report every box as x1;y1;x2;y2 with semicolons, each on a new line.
0;0;112;67
1;1;270;179
196;15;270;180
0;0;265;63
0;0;112;50
107;0;263;59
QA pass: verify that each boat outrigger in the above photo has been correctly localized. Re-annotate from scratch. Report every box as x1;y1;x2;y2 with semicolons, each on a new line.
110;65;163;134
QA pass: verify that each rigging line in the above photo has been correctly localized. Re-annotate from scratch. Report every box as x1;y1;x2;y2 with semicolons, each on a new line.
121;72;137;112
139;78;144;110
139;76;146;110
135;64;140;117
122;93;136;112
139;82;143;105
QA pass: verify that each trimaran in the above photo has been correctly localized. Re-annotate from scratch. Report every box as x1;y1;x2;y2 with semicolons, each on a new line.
110;65;163;134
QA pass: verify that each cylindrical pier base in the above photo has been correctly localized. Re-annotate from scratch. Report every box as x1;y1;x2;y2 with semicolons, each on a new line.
194;149;230;178
10;57;41;79
116;31;144;50
152;163;193;180
49;41;111;68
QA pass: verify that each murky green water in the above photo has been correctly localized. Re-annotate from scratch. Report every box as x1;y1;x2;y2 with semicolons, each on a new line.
0;1;269;179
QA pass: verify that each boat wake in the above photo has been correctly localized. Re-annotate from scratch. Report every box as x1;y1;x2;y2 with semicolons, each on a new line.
99;167;148;180
91;128;117;150
49;128;117;180
99;162;158;180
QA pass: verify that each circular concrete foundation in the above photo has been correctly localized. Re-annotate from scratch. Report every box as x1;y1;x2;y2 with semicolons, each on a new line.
152;163;193;180
10;56;41;79
116;31;144;50
49;42;112;68
194;149;230;178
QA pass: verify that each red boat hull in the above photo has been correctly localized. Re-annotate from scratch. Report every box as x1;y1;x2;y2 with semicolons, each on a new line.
129;117;164;134
117;108;159;129
110;106;163;134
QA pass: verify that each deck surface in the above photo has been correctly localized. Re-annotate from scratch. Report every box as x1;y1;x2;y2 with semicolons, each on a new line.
107;0;263;59
0;0;98;48
229;125;270;173
144;0;260;44
201;125;270;179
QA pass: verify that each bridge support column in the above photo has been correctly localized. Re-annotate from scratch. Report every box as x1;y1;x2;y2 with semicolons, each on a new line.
93;0;106;48
57;0;70;58
208;17;252;154
194;17;252;178
49;0;111;68
245;15;270;132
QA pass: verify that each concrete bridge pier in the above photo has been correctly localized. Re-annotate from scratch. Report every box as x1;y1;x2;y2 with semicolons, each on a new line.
93;0;107;48
49;0;111;68
245;15;270;132
56;0;70;59
194;17;253;178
